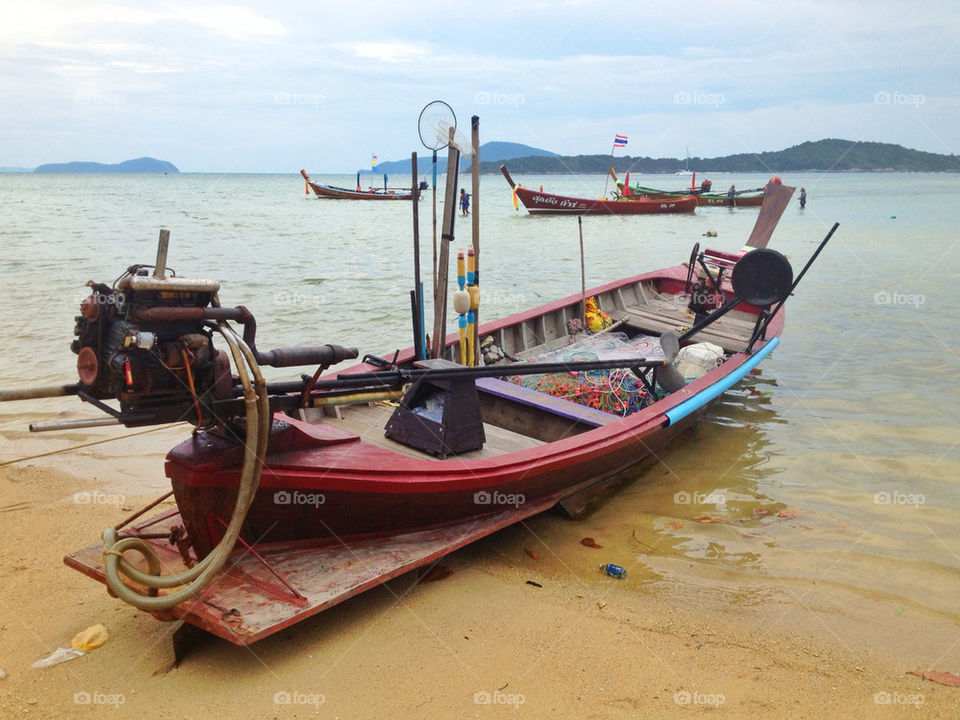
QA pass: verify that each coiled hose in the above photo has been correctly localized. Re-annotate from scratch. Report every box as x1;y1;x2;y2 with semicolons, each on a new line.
100;322;270;611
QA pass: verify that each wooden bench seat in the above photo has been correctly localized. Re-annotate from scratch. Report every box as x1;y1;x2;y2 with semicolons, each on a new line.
617;291;756;353
473;376;616;428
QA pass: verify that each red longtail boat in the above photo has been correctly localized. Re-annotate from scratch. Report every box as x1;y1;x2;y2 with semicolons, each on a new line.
301;169;421;200
501;165;697;215
2;180;838;651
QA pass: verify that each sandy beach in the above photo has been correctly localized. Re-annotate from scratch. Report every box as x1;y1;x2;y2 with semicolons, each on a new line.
1;417;958;720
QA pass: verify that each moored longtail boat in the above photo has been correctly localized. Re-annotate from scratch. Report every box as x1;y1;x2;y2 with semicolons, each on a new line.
1;181;838;650
501;166;697;215
300;169;421;200
609;168;766;207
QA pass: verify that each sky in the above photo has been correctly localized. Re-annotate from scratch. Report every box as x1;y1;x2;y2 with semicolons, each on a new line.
1;0;958;172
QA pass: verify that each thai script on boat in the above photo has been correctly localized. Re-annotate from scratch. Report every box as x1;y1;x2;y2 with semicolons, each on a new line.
674;490;726;506
874;491;925;508
73;490;125;507
530;194;588;210
274;490;326;508
473;490;525;508
674;690;725;706
74;691;125;707
874;691;924;708
273;691;326;708
474;690;526;707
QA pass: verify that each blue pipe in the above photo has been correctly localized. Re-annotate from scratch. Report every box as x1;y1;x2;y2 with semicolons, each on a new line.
664;337;780;426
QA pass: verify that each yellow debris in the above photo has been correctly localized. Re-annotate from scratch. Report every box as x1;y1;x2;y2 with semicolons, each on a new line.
71;623;109;651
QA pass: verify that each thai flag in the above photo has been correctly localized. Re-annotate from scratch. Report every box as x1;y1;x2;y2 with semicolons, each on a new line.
613;135;628;147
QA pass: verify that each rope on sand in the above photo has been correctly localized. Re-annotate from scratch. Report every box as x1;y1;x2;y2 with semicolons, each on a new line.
0;422;188;467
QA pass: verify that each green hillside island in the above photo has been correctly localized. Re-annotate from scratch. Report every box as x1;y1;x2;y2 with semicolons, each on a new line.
33;157;179;173
366;142;558;175
481;140;960;174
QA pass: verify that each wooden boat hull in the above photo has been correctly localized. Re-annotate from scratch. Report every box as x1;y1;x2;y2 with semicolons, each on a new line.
64;485;596;646
501;165;696;215
165;259;782;557
300;169;416;200
697;193;764;207
626;183;765;207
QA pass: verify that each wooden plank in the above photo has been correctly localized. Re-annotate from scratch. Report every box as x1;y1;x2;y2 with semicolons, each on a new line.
618;305;754;352
474;377;614;428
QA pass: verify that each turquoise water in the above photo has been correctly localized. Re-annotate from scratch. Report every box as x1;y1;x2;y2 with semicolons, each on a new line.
1;170;958;619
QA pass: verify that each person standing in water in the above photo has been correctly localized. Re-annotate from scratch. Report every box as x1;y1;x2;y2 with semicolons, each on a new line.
460;188;470;215
799;187;807;208
727;184;736;207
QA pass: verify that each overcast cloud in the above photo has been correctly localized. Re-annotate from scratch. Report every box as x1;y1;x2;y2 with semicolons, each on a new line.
0;0;957;171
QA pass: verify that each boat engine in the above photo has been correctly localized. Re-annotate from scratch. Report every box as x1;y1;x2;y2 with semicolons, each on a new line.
65;232;358;428
72;267;232;426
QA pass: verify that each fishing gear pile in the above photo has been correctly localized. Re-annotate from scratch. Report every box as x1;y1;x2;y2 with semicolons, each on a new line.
509;332;667;416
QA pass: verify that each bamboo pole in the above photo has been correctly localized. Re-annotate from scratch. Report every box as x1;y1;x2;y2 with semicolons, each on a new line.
431;127;460;359
432;150;438;302
470;115;481;365
578;217;587;331
411;152;424;360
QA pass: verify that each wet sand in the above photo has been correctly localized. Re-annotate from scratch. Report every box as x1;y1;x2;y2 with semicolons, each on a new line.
1;418;959;719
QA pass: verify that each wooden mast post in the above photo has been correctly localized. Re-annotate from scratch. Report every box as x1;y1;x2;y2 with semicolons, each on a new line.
578;217;587;331
411;152;425;360
431;127;460;359
470;115;480;365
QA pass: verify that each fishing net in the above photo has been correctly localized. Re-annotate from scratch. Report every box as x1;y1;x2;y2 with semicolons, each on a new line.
509;333;667;417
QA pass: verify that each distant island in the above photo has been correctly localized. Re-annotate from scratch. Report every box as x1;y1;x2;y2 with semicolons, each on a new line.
368;142;557;175
33;157;179;174
479;139;960;174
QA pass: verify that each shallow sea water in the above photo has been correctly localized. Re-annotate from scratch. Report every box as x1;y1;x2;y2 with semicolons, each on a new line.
0;169;958;627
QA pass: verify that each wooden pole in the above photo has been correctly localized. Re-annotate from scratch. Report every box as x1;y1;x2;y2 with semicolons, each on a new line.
470;115;480;365
411;152;424;360
578;217;587;331
154;228;170;278
432;150;438;302
431;128;460;359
